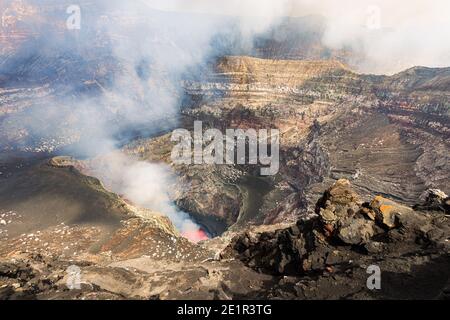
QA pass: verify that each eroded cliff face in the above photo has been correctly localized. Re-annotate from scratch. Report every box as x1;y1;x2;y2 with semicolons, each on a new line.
121;56;449;233
1;51;448;236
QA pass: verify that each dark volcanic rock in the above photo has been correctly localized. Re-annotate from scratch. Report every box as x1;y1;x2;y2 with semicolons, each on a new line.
223;180;450;300
1;180;449;300
221;219;318;275
414;189;450;214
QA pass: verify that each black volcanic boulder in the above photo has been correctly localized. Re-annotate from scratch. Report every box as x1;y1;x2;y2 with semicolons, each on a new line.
336;219;375;245
315;179;361;227
222;179;450;281
221;219;319;275
221;179;375;275
414;189;450;214
369;196;411;229
316;179;376;245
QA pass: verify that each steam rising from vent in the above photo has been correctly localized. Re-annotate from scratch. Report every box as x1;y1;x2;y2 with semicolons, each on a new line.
0;1;286;240
87;152;209;243
78;2;282;241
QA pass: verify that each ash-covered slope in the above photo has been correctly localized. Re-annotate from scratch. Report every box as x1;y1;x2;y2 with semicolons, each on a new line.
0;153;207;264
0;178;448;300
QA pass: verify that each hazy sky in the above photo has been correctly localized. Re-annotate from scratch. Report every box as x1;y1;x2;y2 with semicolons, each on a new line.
142;0;450;73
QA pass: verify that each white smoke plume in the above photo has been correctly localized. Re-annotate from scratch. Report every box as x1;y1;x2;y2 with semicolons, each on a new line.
77;1;284;241
292;0;450;74
143;0;450;74
85;152;209;242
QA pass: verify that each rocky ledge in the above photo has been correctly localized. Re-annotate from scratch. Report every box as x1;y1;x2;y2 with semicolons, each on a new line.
1;179;449;300
221;179;450;299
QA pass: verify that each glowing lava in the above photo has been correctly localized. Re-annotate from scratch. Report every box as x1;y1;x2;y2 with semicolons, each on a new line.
183;228;209;243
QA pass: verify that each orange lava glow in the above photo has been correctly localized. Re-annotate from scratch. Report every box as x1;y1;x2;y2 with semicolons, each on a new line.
183;229;209;243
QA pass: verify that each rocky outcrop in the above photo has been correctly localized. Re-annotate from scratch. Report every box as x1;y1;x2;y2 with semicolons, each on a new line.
179;55;450;228
223;179;450;290
1;179;449;300
414;189;450;214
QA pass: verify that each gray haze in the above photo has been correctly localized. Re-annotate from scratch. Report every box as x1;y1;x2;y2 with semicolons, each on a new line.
145;0;450;74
